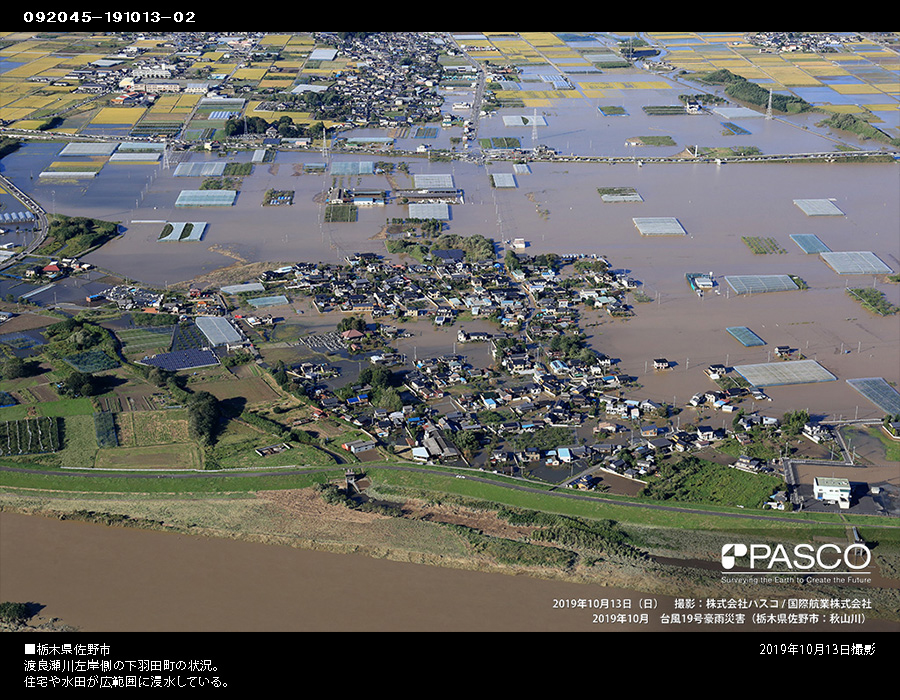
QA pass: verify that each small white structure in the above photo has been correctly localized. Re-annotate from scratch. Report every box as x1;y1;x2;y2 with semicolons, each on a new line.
813;477;850;509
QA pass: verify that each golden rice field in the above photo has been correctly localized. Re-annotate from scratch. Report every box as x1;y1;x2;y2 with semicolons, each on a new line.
497;90;580;100
836;84;889;94
45;158;107;172
1;56;66;78
1;109;35;121
0;82;32;101
247;106;312;124
91;107;146;125
521;32;565;46
259;79;294;88
233;67;268;80
9;94;65;109
259;34;292;47
823;104;869;114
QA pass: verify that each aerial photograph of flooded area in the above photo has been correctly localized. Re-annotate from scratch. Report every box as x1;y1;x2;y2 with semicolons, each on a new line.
1;29;899;645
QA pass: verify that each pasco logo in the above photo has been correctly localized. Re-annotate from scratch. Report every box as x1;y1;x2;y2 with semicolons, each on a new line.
721;542;871;571
721;543;748;570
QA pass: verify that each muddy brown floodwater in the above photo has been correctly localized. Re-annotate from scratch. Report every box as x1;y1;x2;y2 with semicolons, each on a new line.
0;511;660;632
3;512;900;634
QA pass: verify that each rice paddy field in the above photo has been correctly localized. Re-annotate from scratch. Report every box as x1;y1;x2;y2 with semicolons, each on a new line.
0;32;323;138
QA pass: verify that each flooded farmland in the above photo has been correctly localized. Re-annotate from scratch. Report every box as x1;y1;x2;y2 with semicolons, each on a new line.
4;134;897;422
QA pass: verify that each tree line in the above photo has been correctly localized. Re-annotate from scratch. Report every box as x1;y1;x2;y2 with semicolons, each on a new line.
223;114;329;139
698;69;815;114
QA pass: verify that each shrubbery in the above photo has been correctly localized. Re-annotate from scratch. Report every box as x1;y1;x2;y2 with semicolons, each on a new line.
0;602;31;624
44;215;118;255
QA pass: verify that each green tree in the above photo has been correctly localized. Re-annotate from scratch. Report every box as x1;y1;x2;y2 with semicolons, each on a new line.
376;386;403;412
187;391;221;445
781;410;809;437
59;371;99;398
505;250;523;272
453;429;483;459
1;356;27;380
0;602;30;624
337;316;367;333
359;366;394;391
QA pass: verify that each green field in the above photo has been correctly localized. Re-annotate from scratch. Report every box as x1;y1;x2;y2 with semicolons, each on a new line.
0;416;59;456
117;327;174;353
742;236;787;254
63;349;119;373
324;204;357;222
479;137;521;149
0;397;94;420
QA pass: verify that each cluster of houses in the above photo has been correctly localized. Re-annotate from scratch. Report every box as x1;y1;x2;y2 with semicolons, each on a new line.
155;250;841;493
748;32;867;53
24;258;93;281
44;34;229;97
254;250;642;332
17;31;453;138
319;32;447;128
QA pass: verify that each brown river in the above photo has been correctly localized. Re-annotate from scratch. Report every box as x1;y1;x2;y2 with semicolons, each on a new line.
3;511;899;633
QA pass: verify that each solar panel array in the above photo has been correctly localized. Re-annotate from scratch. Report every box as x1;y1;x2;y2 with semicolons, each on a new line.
820;251;893;275
724;275;798;295
790;234;831;254
174;162;227;177
846;378;900;415
733;360;836;387
175;190;236;207
139;348;219;371
726;326;765;347
633;217;686;236
793;199;844;216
